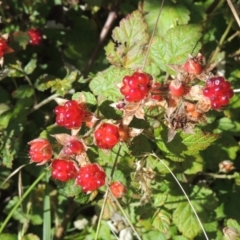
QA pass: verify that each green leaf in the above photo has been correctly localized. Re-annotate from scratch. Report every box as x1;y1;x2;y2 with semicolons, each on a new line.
105;10;150;69
24;58;37;75
142;230;167;240
0;234;18;240
152;210;171;235
72;91;97;106
144;1;190;37
150;24;202;74
105;168;127;185
8;63;24;78
36;71;78;96
12;31;30;49
12;85;34;99
173;201;201;239
89;66;132;102
22;234;40;240
59;179;82;197
181;128;219;155
226;219;240;232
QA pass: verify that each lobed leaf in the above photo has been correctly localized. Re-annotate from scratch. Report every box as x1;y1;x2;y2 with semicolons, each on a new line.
143;0;190;37
105;10;150;69
150;24;202;74
89;66;132;102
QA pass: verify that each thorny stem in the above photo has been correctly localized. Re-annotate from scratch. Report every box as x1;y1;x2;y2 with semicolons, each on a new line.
141;0;165;71
226;0;240;28
152;153;210;240
95;145;122;240
208;18;234;64
83;11;117;77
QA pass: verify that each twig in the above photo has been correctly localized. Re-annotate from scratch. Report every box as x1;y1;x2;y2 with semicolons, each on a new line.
226;0;240;28
201;172;238;179
54;199;77;240
208;19;233;64
83;11;117;77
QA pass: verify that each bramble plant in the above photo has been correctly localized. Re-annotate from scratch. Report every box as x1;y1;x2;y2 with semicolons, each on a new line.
0;1;240;240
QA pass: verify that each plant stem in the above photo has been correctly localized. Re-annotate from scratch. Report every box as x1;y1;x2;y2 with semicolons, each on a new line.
30;93;60;113
226;0;240;28
0;171;46;235
142;0;165;71
95;145;122;240
208;19;234;64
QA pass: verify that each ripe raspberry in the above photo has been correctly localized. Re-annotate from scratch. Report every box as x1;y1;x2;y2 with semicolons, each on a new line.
110;181;126;198
54;100;85;129
94;123;120;149
51;159;77;182
120;72;151;102
0;38;8;58
28;28;43;46
76;163;106;192
169;80;185;97
202;76;234;109
63;140;85;155
183;58;202;75
28;138;52;163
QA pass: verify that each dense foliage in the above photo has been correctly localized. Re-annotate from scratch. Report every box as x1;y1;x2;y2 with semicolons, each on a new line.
0;0;240;239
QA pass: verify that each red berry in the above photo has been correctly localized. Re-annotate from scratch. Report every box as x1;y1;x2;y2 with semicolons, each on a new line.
76;163;106;192
54;100;85;129
94;123;120;149
63;140;85;155
202;76;234;109
120;72;151;102
0;38;8;57
28;28;43;46
169;80;185;97
110;181;126;198
51;159;77;182
28;138;52;163
183;59;202;75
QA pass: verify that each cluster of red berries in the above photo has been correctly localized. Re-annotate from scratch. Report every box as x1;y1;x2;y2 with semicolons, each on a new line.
203;76;234;109
0;38;8;58
28;100;126;194
54;100;85;129
120;72;151;102
28;137;106;192
28;28;43;46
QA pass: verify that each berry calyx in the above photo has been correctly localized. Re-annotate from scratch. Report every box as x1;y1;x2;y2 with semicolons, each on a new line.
28;28;43;46
169;80;185;97
94;123;120;149
202;76;234;109
110;181;126;198
28;138;52;163
54;100;85;129
76;163;106;192
63;140;85;155
120;72;151;102
51;159;77;182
